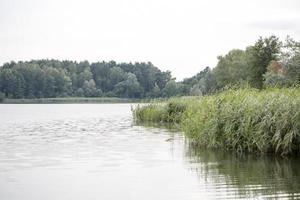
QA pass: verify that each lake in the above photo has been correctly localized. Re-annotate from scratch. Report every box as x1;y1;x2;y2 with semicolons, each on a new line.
0;104;300;200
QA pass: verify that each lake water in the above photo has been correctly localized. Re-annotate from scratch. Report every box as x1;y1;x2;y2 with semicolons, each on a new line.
0;104;300;200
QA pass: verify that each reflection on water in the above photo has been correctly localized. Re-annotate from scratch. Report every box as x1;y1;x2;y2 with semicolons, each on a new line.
185;144;300;199
0;104;300;200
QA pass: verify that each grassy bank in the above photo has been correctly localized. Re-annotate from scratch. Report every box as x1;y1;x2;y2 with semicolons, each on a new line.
0;97;140;104
133;88;300;155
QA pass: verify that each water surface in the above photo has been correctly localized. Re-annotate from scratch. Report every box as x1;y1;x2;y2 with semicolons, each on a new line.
0;104;300;200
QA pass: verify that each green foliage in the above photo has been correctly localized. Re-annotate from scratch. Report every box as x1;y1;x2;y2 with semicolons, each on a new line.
162;80;178;97
150;83;161;97
185;36;297;94
0;60;171;99
0;91;5;102
0;36;299;99
286;53;300;85
180;36;290;96
113;73;142;98
83;79;102;97
133;98;189;123
281;35;300;65
263;52;300;87
183;67;216;96
133;103;168;123
248;35;282;89
162;80;184;97
133;88;300;156
1;97;137;104
213;49;250;89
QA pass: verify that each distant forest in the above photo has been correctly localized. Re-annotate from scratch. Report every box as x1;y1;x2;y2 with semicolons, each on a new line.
0;61;174;99
0;35;299;99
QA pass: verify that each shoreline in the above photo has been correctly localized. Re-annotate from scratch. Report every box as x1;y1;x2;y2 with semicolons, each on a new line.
133;88;300;156
0;97;143;104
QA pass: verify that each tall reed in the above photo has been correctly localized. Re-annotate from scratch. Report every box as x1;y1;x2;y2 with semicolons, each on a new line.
133;88;300;155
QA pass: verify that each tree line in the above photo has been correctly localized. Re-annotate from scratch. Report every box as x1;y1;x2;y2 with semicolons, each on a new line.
0;35;299;100
0;61;173;99
181;35;300;96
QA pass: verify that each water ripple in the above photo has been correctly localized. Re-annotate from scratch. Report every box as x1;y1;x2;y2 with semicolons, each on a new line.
0;104;300;200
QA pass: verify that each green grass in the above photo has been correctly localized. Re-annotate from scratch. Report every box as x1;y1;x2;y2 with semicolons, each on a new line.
133;88;300;156
1;97;140;104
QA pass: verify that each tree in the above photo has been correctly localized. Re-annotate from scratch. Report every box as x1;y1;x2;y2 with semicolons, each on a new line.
12;71;25;98
78;69;93;88
162;80;179;97
280;35;300;65
83;79;102;97
90;62;111;92
75;88;84;97
0;91;5;102
0;36;296;99
151;83;161;97
213;49;249;89
110;67;125;84
248;35;282;89
286;53;300;85
0;59;176;99
0;69;16;98
190;84;202;96
43;69;57;98
113;73;141;98
55;71;72;97
182;67;210;94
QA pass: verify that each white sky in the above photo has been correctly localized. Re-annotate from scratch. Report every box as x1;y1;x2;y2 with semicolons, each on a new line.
0;0;300;80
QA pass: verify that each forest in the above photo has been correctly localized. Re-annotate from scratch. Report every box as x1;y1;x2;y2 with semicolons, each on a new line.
0;61;172;99
0;35;299;100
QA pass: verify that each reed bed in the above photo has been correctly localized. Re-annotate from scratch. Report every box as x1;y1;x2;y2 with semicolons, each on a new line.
133;88;300;155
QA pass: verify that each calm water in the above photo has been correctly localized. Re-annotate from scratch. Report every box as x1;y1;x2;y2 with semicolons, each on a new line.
0;104;300;200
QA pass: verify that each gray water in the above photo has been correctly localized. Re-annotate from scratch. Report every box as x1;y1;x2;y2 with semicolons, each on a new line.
0;104;300;200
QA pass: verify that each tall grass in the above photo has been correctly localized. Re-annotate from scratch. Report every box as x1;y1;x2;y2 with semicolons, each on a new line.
133;88;300;155
133;98;190;123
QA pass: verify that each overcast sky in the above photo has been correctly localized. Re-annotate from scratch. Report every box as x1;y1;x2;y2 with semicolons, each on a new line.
0;0;300;80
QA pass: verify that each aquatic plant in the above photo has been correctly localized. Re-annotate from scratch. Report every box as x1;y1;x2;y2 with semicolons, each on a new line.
133;88;300;155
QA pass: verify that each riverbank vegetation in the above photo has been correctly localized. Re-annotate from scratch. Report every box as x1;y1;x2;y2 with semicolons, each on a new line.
1;35;299;100
1;35;299;154
133;88;300;155
0;97;139;104
133;35;300;156
181;35;300;96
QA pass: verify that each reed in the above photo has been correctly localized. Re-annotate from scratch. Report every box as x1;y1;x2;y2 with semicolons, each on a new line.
133;88;300;155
